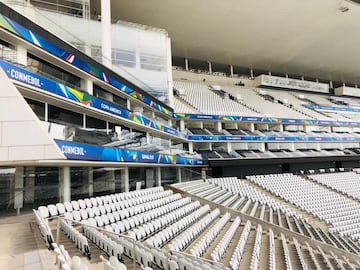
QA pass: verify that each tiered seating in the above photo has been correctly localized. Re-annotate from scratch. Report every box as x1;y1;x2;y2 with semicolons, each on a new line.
307;171;360;201
173;81;259;116
52;243;89;270
280;233;292;270
60;219;91;259
173;96;200;114
83;227;123;260
247;173;360;241
100;255;127;270
269;229;275;270
222;85;308;118
210;216;241;262
189;211;230;257
127;199;200;241
249;224;262;270
33;209;55;249
229;220;252;270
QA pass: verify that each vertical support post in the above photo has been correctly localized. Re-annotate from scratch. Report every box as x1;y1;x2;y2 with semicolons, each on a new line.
101;0;112;67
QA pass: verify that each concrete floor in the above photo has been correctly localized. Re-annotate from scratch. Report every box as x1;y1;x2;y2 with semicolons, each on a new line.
0;211;56;270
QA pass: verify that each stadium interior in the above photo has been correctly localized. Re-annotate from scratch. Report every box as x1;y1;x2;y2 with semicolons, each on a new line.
0;0;360;269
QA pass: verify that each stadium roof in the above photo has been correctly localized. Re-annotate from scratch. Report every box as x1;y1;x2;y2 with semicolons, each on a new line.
92;0;360;85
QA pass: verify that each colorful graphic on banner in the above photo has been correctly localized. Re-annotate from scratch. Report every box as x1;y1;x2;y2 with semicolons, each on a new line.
0;13;172;116
0;60;182;137
55;140;204;165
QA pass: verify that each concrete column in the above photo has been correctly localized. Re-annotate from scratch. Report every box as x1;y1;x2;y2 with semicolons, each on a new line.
101;0;112;67
83;114;87;128
126;99;131;110
226;142;232;153
215;121;222;132
176;168;182;183
230;65;234;77
249;123;255;132
107;170;116;193
121;168;129;192
24;167;35;205
14;167;24;214
44;103;48;122
16;45;27;66
278;124;284;132
59;167;71;203
208;62;212;74
85;167;93;197
146;132;151;144
180;120;185;131
329;80;333;89
185;58;189;71
250;68;254;79
155;167;161;187
81;79;93;95
188;142;194;154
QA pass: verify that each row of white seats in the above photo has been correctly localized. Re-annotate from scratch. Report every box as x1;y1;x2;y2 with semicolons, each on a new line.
148;204;211;248
60;219;91;259
249;224;263;270
210;216;240;262
100;255;127;270
52;243;88;270
229;220;251;270
269;229;275;270
281;233;292;270
247;173;360;241
83;226;124;261
190;211;229;257
305;242;322;269
167;208;220;252
33;209;54;249
67;192;181;226
307;172;360;201
208;177;302;220
127;198;195;240
37;187;165;218
293;238;307;269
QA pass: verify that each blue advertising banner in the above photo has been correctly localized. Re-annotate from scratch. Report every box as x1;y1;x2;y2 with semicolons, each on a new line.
55;140;205;165
0;60;182;138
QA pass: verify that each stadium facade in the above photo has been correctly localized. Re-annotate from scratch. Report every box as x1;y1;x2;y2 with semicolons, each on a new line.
1;0;360;215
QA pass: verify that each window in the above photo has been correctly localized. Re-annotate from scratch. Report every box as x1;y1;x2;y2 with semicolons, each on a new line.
48;105;83;127
25;98;45;120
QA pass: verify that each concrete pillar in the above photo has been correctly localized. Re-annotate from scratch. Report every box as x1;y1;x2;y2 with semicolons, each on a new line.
44;103;48;122
268;71;272;76
215;121;222;132
85;167;93;197
329;80;333;89
146;132;151;144
188;142;194;154
101;0;112;67
83;114;87;128
250;68;254;79
155;167;161;187
185;58;189;71
121;168;129;192
107;170;116;193
14;167;24;214
230;65;234;77
59;167;71;203
249;123;255;132
24;167;35;205
81;79;93;95
180;120;185;131
16;45;27;66
208;61;212;74
278;124;284;132
176;168;182;183
126;99;131;110
226;142;232;153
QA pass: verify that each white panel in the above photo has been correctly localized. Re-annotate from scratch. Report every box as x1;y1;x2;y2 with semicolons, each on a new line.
0;147;8;161
8;145;46;161
0;69;65;162
2;121;52;146
0;98;35;121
